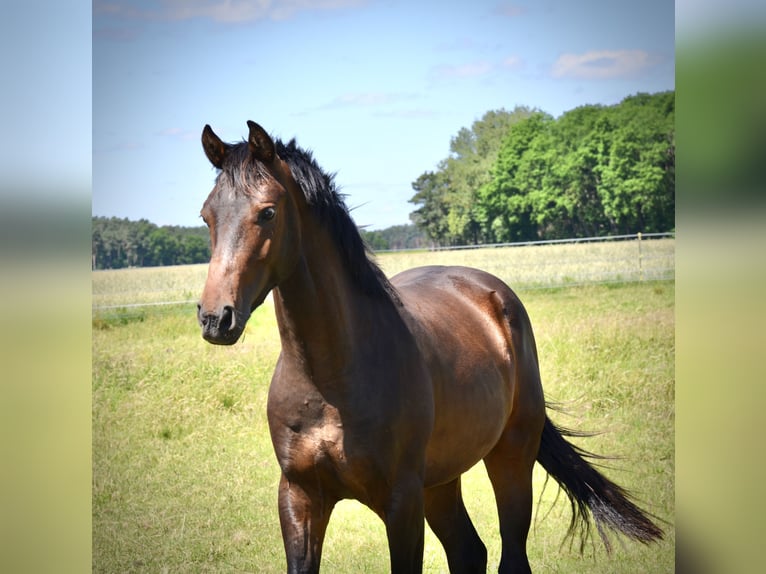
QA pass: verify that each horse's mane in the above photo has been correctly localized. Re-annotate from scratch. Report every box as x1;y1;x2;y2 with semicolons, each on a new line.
275;139;399;304
220;137;398;304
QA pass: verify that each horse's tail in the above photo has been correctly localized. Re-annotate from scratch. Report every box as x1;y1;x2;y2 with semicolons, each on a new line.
536;415;664;552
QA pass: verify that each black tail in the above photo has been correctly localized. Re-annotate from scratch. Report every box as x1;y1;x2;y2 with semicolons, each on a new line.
536;415;664;552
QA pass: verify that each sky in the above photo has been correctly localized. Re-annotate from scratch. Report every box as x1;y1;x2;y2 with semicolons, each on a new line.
93;0;675;230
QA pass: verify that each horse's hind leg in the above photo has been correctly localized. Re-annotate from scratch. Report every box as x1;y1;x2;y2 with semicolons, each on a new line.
483;422;543;574
484;288;546;573
424;477;487;573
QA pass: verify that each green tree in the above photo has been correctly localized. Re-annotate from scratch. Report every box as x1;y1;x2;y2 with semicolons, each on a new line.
361;230;389;251
598;92;675;233
477;112;553;241
537;104;610;238
409;170;452;245
180;234;210;264
471;91;675;243
92;216;211;269
360;224;427;251
410;107;537;244
147;228;180;266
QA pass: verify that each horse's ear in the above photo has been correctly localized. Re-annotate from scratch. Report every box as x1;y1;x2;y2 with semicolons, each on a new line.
202;124;226;169
247;120;276;164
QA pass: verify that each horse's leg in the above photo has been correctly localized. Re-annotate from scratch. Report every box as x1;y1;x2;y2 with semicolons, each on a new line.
277;473;335;574
382;473;426;574
424;477;487;573
483;423;542;574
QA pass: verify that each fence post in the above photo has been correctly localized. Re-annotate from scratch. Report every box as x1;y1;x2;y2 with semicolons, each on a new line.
637;232;643;281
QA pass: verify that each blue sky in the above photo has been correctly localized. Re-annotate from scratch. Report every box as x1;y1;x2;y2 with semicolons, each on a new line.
93;0;675;230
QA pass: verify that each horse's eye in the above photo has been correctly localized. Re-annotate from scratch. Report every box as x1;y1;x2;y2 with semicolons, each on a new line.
258;207;276;223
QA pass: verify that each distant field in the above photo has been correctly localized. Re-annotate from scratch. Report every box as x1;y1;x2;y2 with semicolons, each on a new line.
92;237;674;310
377;237;674;287
93;264;209;308
92;242;674;573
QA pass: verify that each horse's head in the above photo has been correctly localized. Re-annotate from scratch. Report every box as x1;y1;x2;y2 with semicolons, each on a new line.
197;121;302;345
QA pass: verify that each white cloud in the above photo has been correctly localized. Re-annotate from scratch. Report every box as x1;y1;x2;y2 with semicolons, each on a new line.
552;50;651;79
501;55;523;70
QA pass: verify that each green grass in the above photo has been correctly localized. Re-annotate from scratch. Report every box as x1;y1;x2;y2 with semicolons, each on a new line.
92;264;208;309
93;249;674;573
91;238;674;311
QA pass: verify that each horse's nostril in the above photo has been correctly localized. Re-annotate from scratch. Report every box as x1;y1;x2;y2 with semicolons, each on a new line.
221;305;236;332
199;303;239;343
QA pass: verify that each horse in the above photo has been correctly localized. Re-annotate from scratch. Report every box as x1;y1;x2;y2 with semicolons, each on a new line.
196;120;663;573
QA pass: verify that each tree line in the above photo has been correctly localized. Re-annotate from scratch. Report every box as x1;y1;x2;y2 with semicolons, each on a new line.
359;224;428;251
92;213;431;269
409;91;674;245
92;216;210;269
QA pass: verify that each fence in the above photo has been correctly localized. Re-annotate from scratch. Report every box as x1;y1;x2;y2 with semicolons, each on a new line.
92;232;674;320
375;232;674;289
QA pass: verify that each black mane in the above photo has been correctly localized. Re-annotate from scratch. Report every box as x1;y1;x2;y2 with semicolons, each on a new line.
274;139;399;304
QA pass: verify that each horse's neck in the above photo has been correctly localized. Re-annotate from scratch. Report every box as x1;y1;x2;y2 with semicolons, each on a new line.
272;228;384;383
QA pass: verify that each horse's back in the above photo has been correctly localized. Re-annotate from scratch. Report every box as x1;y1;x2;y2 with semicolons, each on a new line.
392;265;545;486
392;265;533;347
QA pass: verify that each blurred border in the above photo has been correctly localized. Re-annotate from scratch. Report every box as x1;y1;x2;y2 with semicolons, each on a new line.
0;2;92;573
676;1;766;572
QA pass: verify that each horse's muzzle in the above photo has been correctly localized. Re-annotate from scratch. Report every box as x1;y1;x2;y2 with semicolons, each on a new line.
197;303;242;345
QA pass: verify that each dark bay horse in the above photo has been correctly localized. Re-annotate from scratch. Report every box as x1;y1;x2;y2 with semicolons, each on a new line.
196;121;663;573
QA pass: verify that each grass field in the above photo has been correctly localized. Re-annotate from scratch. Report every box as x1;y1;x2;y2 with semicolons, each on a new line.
93;243;674;573
92;238;673;311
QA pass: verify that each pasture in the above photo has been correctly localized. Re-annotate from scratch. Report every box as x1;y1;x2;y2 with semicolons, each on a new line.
93;241;674;573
